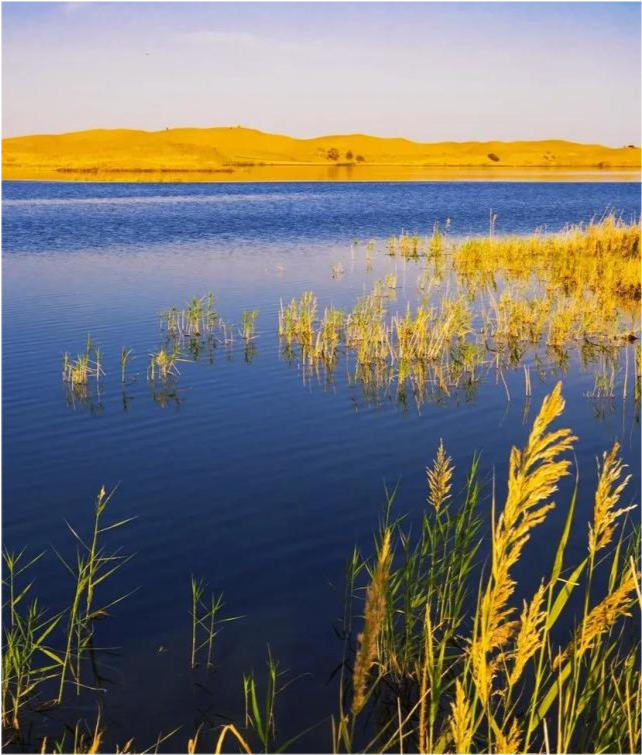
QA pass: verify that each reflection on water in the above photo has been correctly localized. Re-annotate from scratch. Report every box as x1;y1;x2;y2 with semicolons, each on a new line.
2;180;640;750
4;165;641;183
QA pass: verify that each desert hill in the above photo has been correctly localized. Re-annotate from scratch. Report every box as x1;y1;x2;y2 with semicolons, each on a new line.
2;126;640;180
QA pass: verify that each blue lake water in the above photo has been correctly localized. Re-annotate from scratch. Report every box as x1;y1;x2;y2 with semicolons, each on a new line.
2;180;640;750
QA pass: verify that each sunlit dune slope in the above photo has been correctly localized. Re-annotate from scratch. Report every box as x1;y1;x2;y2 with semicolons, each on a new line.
3;126;640;180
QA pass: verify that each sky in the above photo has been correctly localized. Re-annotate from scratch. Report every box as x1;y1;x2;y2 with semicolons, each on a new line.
2;2;640;145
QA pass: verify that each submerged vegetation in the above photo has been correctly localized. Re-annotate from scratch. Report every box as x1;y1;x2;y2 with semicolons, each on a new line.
2;384;640;752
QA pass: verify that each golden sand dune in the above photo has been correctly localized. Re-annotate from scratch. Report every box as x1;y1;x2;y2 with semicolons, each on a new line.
3;126;640;181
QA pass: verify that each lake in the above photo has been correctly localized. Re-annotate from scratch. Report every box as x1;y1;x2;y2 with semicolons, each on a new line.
2;180;640;751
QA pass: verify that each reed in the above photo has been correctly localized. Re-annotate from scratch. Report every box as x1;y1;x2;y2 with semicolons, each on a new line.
472;383;576;705
147;346;185;382
189;578;237;669
62;335;104;388
120;347;133;384
161;293;218;340
351;528;392;716
1;551;62;732
310;306;345;364
52;219;639;416
280;218;639;409
241;310;258;342
243;653;281;753
56;486;133;704
278;292;317;347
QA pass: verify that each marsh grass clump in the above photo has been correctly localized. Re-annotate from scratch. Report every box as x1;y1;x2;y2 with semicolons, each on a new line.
384;272;397;291
1;549;60;733
56;486;134;705
62;334;104;389
278;291;317;348
161;293;218;340
280;281;487;407
160;293;224;364
62;335;106;411
311;306;345;364
147;345;185;382
386;231;427;259
455;215;640;331
283;217;639;408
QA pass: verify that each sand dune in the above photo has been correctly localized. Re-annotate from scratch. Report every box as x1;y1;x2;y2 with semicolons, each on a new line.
3;126;640;181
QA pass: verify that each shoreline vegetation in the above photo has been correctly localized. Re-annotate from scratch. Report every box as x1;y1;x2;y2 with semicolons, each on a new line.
3;384;640;753
3;126;640;182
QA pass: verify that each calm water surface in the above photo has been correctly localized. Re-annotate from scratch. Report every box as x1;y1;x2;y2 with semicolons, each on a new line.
3;181;641;750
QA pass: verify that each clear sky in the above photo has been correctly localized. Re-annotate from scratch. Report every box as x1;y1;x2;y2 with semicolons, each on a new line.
2;2;640;145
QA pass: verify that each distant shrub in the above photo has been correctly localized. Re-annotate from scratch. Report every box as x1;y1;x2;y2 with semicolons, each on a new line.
346;150;354;160
327;148;340;161
488;153;500;162
356;154;365;162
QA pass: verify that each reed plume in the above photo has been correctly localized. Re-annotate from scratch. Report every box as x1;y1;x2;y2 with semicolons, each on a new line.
494;719;521;754
507;582;547;686
554;568;640;668
449;680;474;754
352;528;392;715
588;442;634;557
427;440;454;513
472;382;576;704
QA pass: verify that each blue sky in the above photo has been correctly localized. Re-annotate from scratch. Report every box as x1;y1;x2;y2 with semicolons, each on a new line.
2;2;640;144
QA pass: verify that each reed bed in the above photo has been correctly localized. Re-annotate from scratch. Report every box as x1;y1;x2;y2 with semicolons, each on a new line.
4;383;639;753
58;219;639;413
281;217;640;408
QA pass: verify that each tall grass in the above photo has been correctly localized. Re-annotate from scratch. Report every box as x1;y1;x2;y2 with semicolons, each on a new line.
2;384;639;752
